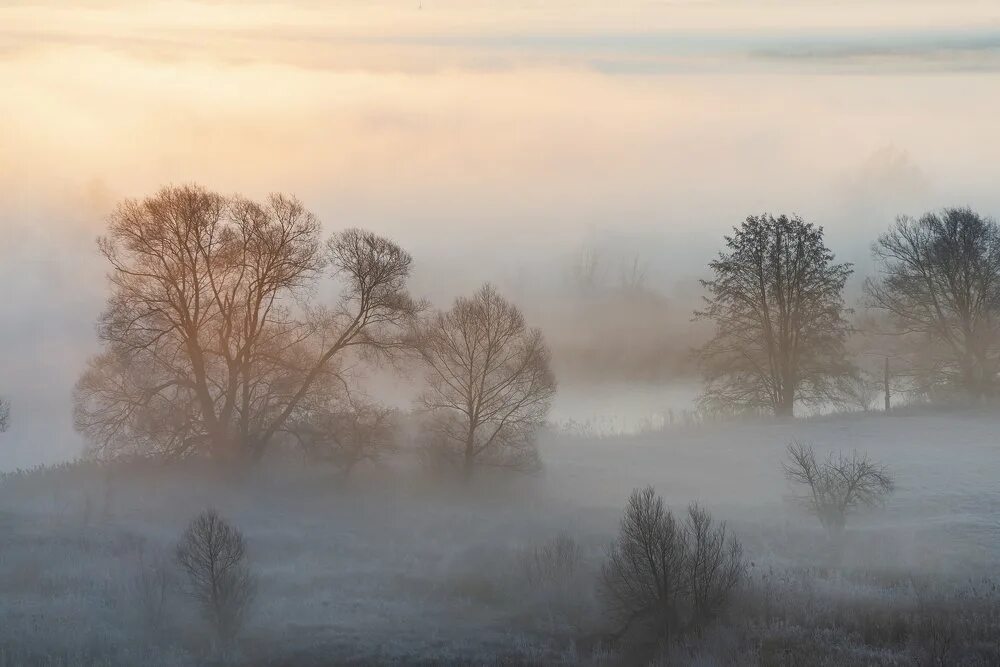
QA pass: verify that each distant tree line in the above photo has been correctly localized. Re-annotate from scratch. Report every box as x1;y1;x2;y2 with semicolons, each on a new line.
697;207;1000;417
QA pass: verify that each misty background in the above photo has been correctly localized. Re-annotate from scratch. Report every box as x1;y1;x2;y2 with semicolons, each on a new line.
3;0;1000;469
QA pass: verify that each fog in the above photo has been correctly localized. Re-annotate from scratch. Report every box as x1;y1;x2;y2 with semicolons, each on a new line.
4;0;1000;468
2;3;1000;664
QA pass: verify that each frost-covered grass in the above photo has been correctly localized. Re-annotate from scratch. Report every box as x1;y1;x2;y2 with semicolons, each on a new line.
0;408;998;665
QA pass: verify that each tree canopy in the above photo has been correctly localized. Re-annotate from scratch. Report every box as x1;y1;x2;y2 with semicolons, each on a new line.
416;283;556;475
866;208;1000;398
74;184;420;462
697;214;853;417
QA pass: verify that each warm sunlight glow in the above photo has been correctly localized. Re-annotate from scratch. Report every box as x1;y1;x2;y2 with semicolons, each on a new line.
3;5;1000;666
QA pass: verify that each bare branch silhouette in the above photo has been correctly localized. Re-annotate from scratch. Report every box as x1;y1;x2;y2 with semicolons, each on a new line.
74;185;421;462
783;441;894;537
176;509;256;644
866;208;1000;398
415;283;556;477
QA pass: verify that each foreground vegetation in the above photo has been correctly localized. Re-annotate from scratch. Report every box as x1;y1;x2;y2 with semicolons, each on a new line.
1;409;998;666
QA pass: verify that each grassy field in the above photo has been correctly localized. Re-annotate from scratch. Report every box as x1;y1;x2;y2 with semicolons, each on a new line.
0;408;998;665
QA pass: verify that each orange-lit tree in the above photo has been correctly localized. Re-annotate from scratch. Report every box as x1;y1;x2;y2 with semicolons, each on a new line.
74;185;420;462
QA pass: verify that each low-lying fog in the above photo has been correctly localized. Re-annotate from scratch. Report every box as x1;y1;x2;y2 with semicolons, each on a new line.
2;409;998;664
2;3;1000;664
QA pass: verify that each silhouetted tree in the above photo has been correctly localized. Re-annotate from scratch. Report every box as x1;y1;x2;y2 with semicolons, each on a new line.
0;397;8;432
601;487;745;651
73;185;420;462
697;214;854;417
176;509;255;644
783;442;894;537
602;487;687;646
865;208;1000;398
416;284;556;477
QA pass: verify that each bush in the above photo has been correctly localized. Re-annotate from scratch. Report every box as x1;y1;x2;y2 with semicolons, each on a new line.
783;442;894;537
175;509;256;645
600;487;746;653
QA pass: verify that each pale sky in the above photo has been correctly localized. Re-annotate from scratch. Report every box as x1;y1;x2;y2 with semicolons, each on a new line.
2;0;1000;467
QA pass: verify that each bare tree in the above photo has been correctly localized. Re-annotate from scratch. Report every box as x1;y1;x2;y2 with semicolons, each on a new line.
602;487;688;646
175;509;255;644
73;185;421;462
697;214;854;417
0;397;8;432
601;487;745;649
783;442;894;537
415;283;556;477
866;208;1000;399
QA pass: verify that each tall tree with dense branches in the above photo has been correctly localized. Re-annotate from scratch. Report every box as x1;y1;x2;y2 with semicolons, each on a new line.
74;184;421;462
865;208;1000;398
696;214;853;417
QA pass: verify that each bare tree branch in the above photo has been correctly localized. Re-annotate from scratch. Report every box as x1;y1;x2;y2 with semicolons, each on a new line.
415;283;556;477
865;208;1000;398
74;185;420;463
783;441;894;537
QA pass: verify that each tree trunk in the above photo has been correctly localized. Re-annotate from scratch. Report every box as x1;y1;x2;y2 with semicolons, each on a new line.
462;421;477;481
773;361;796;418
884;356;891;414
775;383;795;418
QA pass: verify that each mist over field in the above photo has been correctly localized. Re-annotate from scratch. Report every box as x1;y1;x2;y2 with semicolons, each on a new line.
2;2;1000;665
5;0;1000;467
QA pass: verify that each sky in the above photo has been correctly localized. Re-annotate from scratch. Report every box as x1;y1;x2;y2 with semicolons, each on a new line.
2;0;1000;468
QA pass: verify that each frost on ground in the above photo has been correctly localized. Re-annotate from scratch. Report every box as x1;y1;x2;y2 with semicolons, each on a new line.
0;408;998;665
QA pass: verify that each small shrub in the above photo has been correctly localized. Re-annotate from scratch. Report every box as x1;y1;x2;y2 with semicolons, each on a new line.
175;509;256;645
783;442;894;537
600;486;746;653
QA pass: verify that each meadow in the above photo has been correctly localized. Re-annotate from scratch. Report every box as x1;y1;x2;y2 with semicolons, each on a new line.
1;406;997;665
